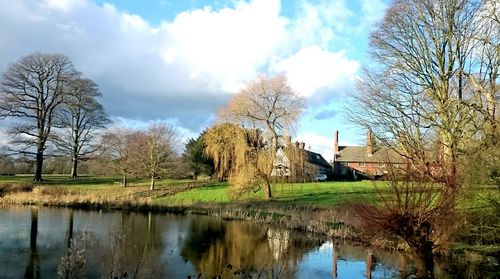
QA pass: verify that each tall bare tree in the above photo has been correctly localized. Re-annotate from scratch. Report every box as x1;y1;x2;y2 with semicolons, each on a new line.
215;75;305;199
347;0;499;185
346;0;499;275
139;123;179;190
54;78;110;178
0;53;77;182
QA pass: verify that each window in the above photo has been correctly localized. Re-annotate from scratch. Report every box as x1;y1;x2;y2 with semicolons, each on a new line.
359;162;365;167
378;163;385;167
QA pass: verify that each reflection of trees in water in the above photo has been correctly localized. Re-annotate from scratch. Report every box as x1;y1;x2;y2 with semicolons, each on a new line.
59;211;166;278
24;206;40;279
181;218;319;278
95;212;165;278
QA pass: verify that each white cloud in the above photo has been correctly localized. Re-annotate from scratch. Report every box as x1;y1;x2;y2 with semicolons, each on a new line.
289;0;353;49
0;0;376;138
271;45;360;97
160;0;288;92
360;0;387;27
44;0;85;13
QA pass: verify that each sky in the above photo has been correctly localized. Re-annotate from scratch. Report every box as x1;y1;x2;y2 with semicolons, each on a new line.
0;0;388;161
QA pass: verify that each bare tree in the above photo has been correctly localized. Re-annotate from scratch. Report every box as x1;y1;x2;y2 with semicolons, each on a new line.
347;0;499;186
139;123;179;190
54;78;110;178
102;128;142;186
0;53;77;182
345;0;499;276
217;75;305;199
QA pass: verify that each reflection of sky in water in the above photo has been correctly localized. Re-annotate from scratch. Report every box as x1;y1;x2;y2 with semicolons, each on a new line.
297;242;398;279
0;207;403;278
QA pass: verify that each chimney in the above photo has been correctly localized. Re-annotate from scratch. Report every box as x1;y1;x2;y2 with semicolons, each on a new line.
333;130;339;160
295;141;300;148
367;130;373;156
300;142;305;149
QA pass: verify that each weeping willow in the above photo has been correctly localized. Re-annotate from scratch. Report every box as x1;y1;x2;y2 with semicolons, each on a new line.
203;123;274;198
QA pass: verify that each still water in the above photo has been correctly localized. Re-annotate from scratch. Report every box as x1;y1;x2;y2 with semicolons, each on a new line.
0;207;407;278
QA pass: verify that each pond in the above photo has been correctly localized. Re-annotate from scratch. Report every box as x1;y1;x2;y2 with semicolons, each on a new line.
0;207;485;278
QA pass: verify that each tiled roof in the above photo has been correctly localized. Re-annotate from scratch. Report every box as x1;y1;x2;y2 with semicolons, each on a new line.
305;150;331;168
336;146;405;163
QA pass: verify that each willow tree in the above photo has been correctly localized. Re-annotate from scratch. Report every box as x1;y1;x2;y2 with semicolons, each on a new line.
213;75;305;199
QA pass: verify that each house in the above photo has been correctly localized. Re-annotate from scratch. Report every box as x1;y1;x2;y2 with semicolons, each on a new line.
332;130;405;180
305;148;333;177
271;137;332;181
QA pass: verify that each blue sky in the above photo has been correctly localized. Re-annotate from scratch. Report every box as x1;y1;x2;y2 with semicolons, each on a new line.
0;0;388;160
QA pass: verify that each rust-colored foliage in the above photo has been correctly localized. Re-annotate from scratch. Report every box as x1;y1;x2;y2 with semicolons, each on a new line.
350;164;460;277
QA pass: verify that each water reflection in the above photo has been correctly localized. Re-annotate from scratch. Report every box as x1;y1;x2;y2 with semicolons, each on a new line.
24;207;40;279
180;218;321;278
0;207;478;278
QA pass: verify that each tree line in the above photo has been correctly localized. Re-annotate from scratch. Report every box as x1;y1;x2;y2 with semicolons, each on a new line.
0;53;109;182
0;53;191;188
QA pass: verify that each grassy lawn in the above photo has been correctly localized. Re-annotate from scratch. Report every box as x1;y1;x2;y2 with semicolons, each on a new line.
0;175;388;206
156;180;386;206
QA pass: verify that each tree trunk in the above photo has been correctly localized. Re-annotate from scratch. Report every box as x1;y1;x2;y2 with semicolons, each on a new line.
415;248;434;279
122;175;127;187
263;179;272;199
150;175;155;191
70;157;78;178
34;151;43;183
71;133;79;178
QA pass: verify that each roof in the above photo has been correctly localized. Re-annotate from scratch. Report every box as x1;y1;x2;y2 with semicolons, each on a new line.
305;150;332;168
336;146;405;163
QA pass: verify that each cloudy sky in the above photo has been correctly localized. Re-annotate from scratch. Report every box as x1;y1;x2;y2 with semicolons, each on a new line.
0;0;388;161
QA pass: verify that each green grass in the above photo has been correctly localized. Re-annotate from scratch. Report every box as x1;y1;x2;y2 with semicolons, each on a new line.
271;181;384;205
156;180;386;206
1;174;497;210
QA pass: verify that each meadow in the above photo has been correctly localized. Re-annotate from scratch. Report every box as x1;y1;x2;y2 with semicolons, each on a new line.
0;175;384;206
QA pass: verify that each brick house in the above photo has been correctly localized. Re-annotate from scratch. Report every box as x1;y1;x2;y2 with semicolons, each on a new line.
332;130;405;180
